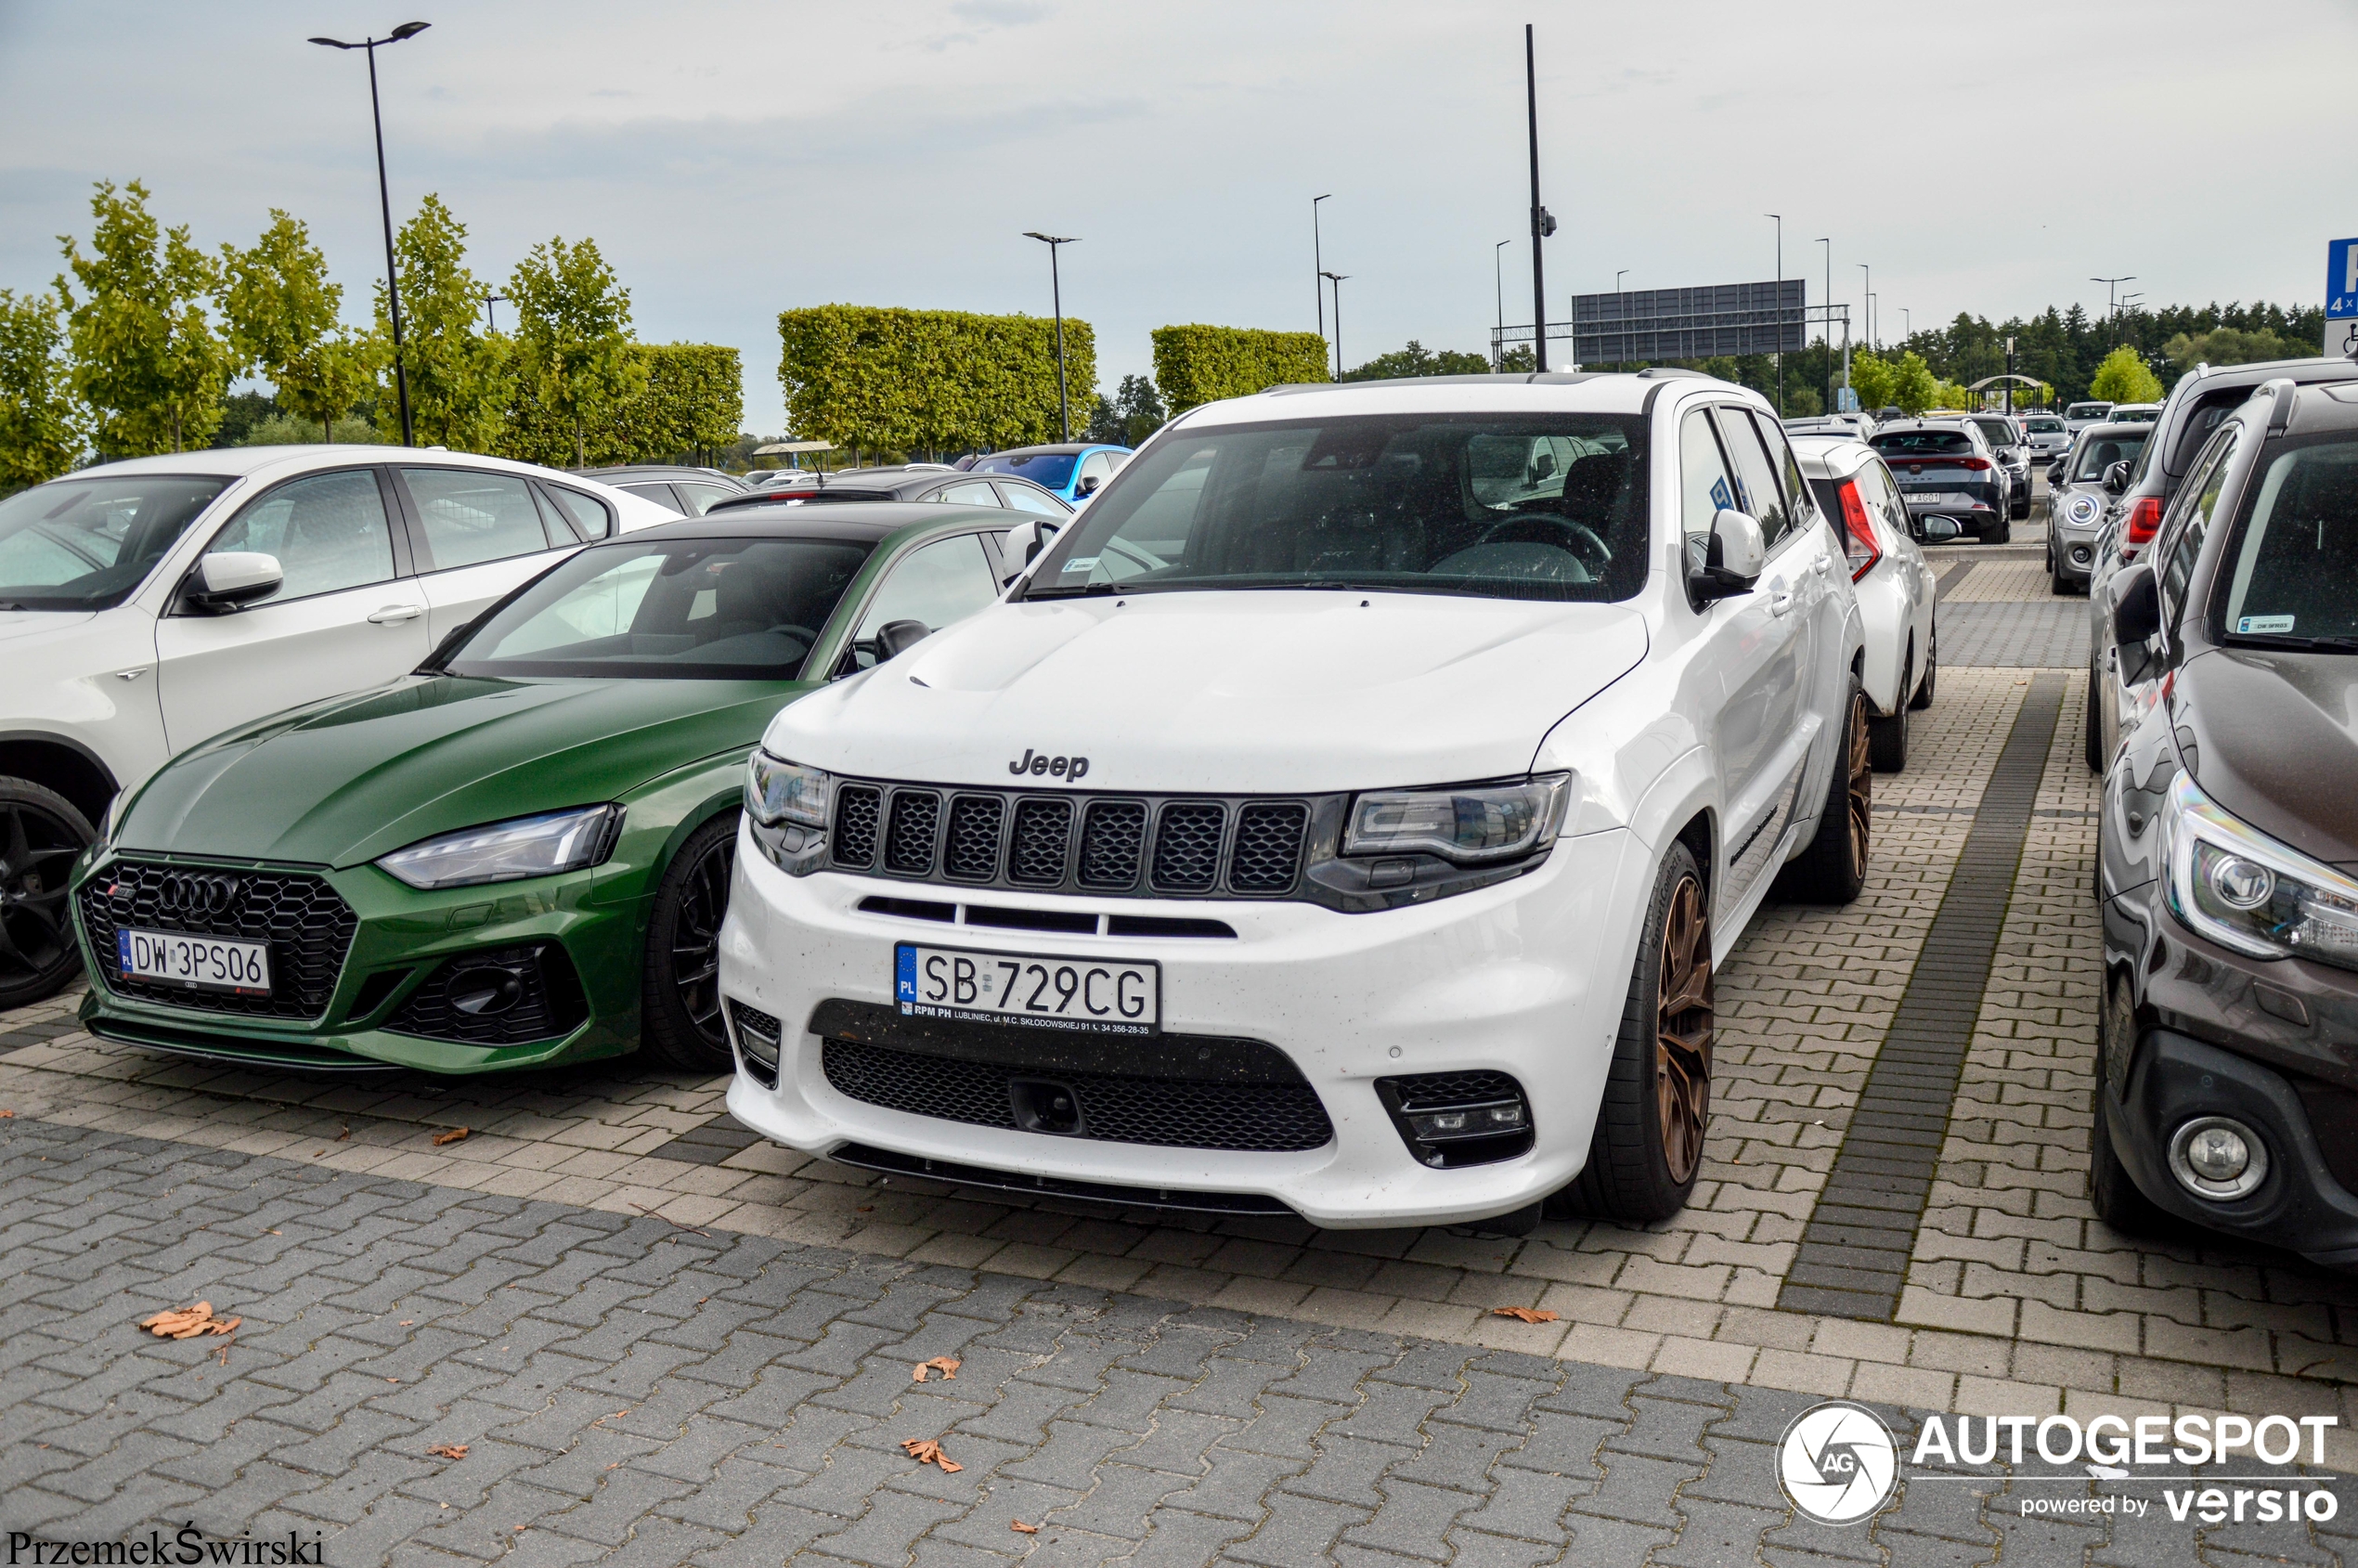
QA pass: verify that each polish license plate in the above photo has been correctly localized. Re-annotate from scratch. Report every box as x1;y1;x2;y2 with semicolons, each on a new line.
117;928;271;995
895;943;1159;1035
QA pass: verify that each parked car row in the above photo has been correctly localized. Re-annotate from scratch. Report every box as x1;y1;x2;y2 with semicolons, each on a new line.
2;368;1953;1237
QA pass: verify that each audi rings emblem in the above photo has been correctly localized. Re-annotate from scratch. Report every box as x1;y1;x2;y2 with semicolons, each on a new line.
154;872;241;916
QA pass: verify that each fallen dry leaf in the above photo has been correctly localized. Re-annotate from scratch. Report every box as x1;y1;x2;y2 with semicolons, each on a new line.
399;1320;414;1327
427;1444;468;1460
900;1438;963;1472
1489;1306;1561;1324
313;1150;324;1158
431;1127;470;1147
0;1108;15;1117
1011;1521;1040;1535
912;1356;962;1383
336;1126;350;1140
138;1303;241;1339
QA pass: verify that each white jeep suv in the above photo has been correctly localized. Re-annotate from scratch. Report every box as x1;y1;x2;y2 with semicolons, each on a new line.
0;445;669;1006
720;372;1870;1230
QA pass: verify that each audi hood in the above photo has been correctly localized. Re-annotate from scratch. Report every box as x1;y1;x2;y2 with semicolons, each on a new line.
759;590;1649;794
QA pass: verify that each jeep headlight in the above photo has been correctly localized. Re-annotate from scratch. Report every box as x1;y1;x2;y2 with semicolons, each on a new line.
1343;773;1571;864
745;752;829;875
2161;771;2358;972
377;804;625;890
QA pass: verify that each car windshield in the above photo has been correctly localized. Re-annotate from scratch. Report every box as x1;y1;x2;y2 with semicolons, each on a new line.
2025;418;2064;434
0;473;233;611
441;535;873;680
1871;430;1972;457
1026;412;1651;603
2067;404;2113;421
2071;432;2147;480
1969;420;2015;447
972;451;1080;488
2219;438;2358;644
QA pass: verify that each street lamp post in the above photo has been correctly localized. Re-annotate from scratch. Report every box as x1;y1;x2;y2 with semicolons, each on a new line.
309;20;431;447
1613;269;1627;371
1765;214;1782;414
1314;195;1332;349
2092;275;2135;340
1494;240;1509;369
1857;263;1872;352
1817;237;1833;406
482;291;506;334
1023;232;1078;441
1524;25;1555;372
1321;272;1349;381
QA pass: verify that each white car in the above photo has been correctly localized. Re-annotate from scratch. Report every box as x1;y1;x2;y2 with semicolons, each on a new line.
716;373;1872;1233
1791;434;1944;770
0;445;671;1005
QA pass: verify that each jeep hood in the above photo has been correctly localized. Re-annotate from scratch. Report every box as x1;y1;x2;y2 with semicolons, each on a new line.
761;590;1649;793
118;675;806;868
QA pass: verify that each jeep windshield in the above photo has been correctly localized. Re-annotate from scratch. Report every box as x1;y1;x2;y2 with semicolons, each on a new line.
2217;436;2358;647
1022;413;1650;603
0;473;233;611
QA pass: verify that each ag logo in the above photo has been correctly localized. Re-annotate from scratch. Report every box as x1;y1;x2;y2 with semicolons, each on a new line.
1777;1401;1898;1525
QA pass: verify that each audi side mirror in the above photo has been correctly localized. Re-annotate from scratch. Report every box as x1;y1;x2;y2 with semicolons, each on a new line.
183;551;283;614
875;618;932;660
2103;460;2131;494
1690;509;1765;603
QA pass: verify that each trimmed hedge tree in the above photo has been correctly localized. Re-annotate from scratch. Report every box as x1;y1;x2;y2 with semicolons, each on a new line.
777;305;1095;455
1152;325;1328;413
501;343;743;467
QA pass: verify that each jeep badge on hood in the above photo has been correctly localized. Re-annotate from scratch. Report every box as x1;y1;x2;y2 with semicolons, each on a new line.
1008;749;1088;781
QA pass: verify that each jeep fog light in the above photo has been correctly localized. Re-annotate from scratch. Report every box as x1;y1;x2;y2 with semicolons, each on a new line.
2168;1116;2269;1200
1376;1071;1535;1169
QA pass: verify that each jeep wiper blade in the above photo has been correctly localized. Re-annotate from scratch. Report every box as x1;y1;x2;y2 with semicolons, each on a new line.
1022;580;1132;599
2227;631;2358;653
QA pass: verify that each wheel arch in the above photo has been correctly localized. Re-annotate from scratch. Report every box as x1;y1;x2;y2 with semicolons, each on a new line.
0;732;120;829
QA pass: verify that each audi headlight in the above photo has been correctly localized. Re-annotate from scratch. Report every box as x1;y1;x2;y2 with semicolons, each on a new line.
1343;774;1571;864
2160;771;2358;972
376;804;625;890
745;752;829;875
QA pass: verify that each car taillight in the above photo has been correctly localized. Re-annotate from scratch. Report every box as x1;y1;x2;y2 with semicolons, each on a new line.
1836;480;1881;581
1957;457;1991;471
2124;496;2163;550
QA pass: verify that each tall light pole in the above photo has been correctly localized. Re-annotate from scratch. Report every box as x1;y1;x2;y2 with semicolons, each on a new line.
1613;270;1628;370
481;291;506;334
1494;240;1510;369
1313;194;1332;349
1901;307;1911;342
1765;214;1782;414
310;20;430;447
2092;275;2135;339
1857;263;1872;351
1321;272;1349;381
1524;25;1555;372
1023;233;1078;440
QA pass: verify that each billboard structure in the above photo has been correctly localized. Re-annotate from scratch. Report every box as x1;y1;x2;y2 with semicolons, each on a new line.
1567;279;1806;365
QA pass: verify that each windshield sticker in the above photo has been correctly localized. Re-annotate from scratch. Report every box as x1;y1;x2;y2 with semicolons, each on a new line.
1060;556;1099;573
2236;615;2296;634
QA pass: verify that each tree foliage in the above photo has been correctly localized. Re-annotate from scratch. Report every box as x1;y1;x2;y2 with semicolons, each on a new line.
374;194;507;450
2087;344;2164;404
1152;325;1328;413
220;211;370;441
1084;373;1165;447
0;288;87;487
2162;326;2311;376
777;305;1096;456
504;343;741;467
509;235;641;468
1341;341;1494;382
56;179;234;454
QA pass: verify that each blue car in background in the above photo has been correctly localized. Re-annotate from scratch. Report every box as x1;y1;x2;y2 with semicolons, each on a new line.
967;442;1130;504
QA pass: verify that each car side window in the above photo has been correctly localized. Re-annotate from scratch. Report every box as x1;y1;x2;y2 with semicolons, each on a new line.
618;482;682;515
401;469;557;570
998;482;1066;516
1857;460;1907;538
1756;417;1820;532
849;534;999;668
675;483;735;516
541;485;615;540
1678;410;1738;565
2160;428;2237;625
1712;408;1794;550
203;468;396;604
938;480;1002;507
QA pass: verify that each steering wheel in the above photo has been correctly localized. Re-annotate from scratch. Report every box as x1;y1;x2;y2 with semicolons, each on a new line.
766;624;821;644
1475;513;1611;577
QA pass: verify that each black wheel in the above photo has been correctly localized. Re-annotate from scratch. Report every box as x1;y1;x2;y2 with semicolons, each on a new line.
2083;659;2104;772
1910;622;1937;710
1868;655;1911;773
639;811;739;1072
1549;841;1713;1224
2052;561;2071;595
1778;680;1871;904
2090;975;2164;1235
0;778;94;1010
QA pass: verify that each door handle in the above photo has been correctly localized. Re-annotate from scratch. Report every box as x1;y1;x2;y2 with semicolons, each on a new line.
1769;591;1794;617
1811;556;1832;576
368;604;424;624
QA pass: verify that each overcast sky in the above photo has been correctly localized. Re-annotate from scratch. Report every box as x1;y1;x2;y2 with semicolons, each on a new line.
5;0;2352;435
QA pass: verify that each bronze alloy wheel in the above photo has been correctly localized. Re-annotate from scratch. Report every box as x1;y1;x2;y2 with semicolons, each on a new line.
1653;873;1715;1186
1842;690;1872;870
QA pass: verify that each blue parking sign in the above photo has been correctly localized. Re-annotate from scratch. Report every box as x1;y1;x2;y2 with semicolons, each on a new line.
2328;240;2358;356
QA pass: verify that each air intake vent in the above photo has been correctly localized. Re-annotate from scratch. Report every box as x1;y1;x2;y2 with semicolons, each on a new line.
1150;803;1225;892
1078;800;1147;888
832;785;882;870
1231;803;1310;893
883;790;939;874
1008;797;1072;886
943;795;1004;881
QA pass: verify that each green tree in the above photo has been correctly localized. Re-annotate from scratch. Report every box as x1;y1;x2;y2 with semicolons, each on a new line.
376;194;506;450
0;287;88;486
1151;325;1327;412
1847;349;1896;411
1341;341;1494;381
56;179;234;454
508;236;641;468
2087;344;2164;404
2162;326;2307;376
778;305;1095;456
1887;351;1939;414
221;212;371;441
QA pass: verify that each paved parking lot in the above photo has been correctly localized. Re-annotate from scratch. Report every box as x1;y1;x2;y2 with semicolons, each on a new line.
7;532;2357;1564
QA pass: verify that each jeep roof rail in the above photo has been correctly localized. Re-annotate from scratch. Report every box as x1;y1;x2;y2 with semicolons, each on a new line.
1633;367;1716;382
1258;371;1608;395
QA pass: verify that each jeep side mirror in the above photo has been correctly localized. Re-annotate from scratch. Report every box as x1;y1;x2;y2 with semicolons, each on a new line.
2110;562;2160;661
875;618;932;660
184;551;283;614
1920;516;1963;542
1690;509;1765;603
2103;460;2131;494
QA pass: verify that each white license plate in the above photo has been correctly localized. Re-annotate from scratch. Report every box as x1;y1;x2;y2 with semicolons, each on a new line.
1906;491;1972;506
117;927;271;995
895;942;1159;1034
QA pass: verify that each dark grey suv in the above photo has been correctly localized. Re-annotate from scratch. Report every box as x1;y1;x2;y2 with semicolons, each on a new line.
1868;420;2013;542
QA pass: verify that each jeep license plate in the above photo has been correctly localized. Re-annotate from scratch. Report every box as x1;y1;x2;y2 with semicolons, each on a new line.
118;928;271;995
894;943;1158;1034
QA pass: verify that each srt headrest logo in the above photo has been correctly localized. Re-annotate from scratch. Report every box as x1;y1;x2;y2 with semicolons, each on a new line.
1779;1401;1898;1525
1008;749;1088;782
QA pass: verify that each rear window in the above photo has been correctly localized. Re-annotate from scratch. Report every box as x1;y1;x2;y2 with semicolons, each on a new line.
973;451;1079;489
2023;418;2064;434
2067;403;2113;421
1871;430;1971;457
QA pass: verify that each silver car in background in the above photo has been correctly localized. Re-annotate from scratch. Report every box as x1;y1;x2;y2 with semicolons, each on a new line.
1963;412;2034;520
2046;421;2148;595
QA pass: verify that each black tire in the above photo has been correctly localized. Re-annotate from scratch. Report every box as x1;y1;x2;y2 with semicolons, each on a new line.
1548;841;1713;1224
1910;622;1937;710
0;777;94;1010
639;810;740;1073
2083;658;2105;772
1868;655;1911;773
2052;562;2072;595
2090;975;2165;1235
1777;679;1871;904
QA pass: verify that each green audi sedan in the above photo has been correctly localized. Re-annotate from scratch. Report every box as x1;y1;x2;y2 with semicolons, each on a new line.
70;502;1031;1075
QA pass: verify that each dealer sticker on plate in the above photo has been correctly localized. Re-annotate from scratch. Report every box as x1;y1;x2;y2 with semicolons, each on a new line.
895;942;1158;1035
